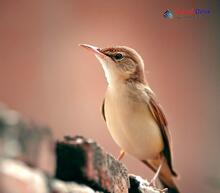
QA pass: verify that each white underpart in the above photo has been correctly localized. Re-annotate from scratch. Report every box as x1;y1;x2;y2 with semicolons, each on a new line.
95;54;113;84
105;84;164;160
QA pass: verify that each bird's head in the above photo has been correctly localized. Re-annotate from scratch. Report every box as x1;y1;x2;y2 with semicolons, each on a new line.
80;44;146;85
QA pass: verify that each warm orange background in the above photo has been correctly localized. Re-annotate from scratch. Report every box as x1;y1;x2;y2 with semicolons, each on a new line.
0;1;220;193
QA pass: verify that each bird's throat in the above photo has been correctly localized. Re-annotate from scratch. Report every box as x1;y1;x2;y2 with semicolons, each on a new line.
95;55;113;84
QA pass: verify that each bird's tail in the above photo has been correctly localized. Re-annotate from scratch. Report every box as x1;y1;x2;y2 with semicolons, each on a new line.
142;159;180;193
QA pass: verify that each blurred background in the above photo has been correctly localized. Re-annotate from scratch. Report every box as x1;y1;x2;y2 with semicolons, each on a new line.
0;0;220;192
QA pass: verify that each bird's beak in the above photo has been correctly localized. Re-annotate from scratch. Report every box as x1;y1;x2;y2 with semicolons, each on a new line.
79;44;106;59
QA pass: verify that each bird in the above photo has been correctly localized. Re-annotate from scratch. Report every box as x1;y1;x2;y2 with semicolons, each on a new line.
80;44;180;193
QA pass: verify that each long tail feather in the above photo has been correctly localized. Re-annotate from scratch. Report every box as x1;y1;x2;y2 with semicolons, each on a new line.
142;159;180;193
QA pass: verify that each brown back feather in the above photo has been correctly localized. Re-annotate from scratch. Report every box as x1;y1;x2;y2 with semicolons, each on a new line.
145;88;177;177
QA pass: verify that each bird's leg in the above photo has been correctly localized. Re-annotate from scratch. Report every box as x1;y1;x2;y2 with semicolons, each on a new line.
149;156;165;187
117;150;125;161
148;157;168;192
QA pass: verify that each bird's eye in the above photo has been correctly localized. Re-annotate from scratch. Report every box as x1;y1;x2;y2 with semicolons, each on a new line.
114;53;123;60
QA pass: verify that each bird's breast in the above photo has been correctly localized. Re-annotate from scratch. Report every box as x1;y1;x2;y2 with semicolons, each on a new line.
105;85;164;160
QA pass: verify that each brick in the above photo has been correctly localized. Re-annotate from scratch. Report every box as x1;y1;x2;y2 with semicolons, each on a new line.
56;136;129;193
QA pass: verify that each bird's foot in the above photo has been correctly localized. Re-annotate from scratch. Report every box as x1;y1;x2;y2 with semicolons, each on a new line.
148;179;168;193
154;187;168;193
148;182;168;193
148;179;156;187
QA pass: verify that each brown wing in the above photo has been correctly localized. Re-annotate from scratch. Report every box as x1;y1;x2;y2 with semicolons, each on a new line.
101;99;106;121
145;88;177;176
